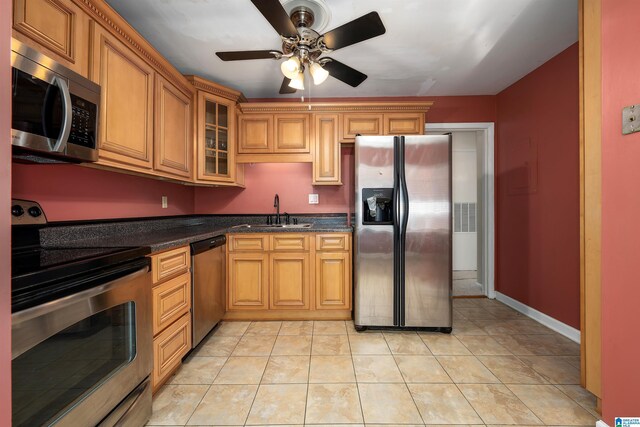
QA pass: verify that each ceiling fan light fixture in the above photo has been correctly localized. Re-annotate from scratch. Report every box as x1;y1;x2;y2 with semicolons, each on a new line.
288;71;305;90
280;56;301;79
310;61;329;85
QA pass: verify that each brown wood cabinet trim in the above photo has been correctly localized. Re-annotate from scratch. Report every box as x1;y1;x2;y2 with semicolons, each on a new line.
238;101;434;114
151;246;190;284
186;74;245;103
152;312;191;391
152;272;191;336
13;0;76;62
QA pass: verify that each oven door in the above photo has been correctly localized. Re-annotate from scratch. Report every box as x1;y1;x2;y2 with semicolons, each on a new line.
11;264;152;427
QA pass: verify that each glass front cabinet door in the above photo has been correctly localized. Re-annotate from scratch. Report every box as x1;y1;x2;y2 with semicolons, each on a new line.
197;92;237;183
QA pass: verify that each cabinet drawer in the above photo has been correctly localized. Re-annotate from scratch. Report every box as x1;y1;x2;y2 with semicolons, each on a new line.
152;246;190;284
384;113;424;135
152;312;191;390
316;233;350;251
229;235;269;252
271;234;309;251
152;273;191;336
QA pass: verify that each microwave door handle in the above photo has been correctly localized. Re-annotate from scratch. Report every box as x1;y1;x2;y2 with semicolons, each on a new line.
51;76;72;152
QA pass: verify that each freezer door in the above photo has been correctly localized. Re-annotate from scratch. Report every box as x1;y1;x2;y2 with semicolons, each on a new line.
354;136;395;327
402;135;452;327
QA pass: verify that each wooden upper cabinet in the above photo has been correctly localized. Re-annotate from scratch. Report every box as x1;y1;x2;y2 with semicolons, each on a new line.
313;114;341;185
274;114;310;153
341;113;383;142
238;114;273;154
154;76;192;179
92;25;154;169
196;91;237;183
384;113;424;135
13;0;90;77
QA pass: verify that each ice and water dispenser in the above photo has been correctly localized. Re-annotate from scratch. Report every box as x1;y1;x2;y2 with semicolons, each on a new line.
362;188;394;225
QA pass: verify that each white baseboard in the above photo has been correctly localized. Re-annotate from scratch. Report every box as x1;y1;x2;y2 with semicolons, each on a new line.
495;292;581;343
596;420;609;427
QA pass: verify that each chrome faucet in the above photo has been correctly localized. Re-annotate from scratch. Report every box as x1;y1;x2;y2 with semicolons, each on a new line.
274;194;280;225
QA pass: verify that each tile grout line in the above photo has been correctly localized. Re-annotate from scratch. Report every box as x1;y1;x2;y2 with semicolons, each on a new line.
383;332;427;426
346;322;368;426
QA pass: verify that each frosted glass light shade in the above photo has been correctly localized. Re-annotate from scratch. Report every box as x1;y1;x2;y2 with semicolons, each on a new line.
288;71;305;90
310;62;329;85
280;57;301;79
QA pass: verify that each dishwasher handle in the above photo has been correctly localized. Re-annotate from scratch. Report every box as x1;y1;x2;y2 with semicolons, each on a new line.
191;235;226;255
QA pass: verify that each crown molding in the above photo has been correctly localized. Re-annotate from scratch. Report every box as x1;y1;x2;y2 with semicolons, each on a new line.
185;75;247;103
237;101;433;114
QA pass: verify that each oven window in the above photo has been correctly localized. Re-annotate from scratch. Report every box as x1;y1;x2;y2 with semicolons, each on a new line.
12;302;136;427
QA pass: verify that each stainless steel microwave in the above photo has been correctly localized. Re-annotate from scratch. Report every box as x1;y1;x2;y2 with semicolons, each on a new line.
11;39;100;162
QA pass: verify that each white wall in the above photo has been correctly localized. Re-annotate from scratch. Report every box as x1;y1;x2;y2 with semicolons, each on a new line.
452;132;478;271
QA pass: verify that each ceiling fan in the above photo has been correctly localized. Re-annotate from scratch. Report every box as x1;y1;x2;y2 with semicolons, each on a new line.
215;0;386;94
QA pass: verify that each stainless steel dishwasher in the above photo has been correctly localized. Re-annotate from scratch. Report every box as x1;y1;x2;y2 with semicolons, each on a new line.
190;235;226;348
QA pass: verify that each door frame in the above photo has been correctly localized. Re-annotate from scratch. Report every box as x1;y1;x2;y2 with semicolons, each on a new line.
425;122;496;298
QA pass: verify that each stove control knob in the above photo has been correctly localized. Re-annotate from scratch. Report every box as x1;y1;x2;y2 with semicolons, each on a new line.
11;205;24;217
28;206;42;218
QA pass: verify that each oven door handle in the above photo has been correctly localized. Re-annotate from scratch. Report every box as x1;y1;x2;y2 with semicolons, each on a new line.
11;263;149;359
51;76;72;153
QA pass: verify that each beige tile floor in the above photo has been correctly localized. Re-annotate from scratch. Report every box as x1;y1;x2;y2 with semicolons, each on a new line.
147;298;598;426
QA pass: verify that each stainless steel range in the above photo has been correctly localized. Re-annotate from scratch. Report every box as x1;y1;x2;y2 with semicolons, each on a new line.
11;200;153;426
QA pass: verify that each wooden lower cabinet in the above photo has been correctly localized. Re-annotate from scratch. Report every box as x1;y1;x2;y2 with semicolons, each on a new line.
315;252;351;310
228;252;269;310
152;312;191;391
270;253;310;309
150;246;192;392
225;232;351;320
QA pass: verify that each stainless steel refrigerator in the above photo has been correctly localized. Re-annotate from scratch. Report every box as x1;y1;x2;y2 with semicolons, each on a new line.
354;134;452;331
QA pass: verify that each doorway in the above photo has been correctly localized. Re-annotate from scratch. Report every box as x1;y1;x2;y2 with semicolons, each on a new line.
426;122;495;298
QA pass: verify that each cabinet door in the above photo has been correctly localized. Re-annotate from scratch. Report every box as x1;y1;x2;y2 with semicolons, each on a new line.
13;0;90;77
154;76;192;178
270;253;310;309
315;252;351;310
238;114;273;154
92;26;154;169
228;253;269;310
152;312;191;391
384;113;424;135
341;113;383;142
274;114;310;153
197;92;236;182
152;273;191;336
313;114;341;185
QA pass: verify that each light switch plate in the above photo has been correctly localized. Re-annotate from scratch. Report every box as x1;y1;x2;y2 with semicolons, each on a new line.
161;196;168;208
308;194;319;204
622;104;640;135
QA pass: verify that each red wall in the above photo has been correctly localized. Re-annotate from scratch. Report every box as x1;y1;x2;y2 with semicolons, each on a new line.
601;0;640;420
495;44;580;328
1;0;12;422
12;164;195;221
195;147;354;214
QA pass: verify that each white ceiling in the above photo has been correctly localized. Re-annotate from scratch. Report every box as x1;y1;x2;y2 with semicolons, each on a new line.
104;0;578;99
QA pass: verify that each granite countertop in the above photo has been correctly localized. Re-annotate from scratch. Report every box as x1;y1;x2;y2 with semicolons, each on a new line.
39;214;353;253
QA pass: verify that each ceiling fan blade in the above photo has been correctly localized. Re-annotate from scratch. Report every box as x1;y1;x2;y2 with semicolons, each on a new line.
279;77;297;94
251;0;298;38
216;50;280;61
322;59;367;87
321;12;386;50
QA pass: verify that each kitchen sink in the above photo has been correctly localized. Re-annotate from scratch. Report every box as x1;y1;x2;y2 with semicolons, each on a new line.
230;223;312;229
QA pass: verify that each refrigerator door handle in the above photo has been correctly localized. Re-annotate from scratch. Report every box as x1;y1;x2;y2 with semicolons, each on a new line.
392;136;402;326
398;136;410;325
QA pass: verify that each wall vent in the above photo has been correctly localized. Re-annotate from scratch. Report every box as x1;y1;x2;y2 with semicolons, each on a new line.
454;202;476;233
